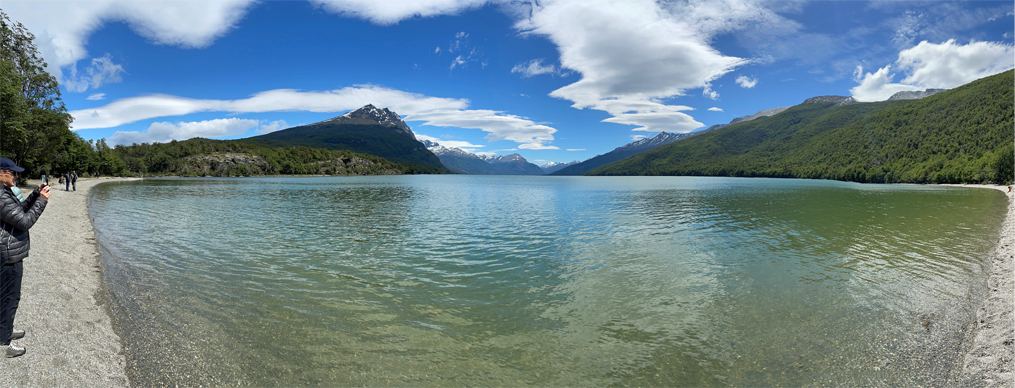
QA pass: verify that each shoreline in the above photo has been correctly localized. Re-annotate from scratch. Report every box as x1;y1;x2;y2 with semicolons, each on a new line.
0;178;132;387
950;184;1014;387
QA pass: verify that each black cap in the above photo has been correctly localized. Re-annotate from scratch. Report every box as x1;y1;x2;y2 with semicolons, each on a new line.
0;158;25;172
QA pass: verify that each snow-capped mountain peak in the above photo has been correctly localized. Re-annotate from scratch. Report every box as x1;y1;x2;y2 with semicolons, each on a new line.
320;104;415;138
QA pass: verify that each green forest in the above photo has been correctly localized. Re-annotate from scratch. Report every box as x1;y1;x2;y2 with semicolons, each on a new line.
592;70;1014;184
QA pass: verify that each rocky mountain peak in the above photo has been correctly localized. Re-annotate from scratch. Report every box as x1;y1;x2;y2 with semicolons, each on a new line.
321;104;416;138
888;89;946;100
422;140;479;159
482;153;528;164
802;96;857;106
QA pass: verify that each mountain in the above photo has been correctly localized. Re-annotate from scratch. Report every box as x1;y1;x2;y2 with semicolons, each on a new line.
422;140;500;174
888;88;946;100
422;140;545;175
540;161;579;174
552;106;788;176
480;154;545;175
590;70;1014;184
240;104;447;173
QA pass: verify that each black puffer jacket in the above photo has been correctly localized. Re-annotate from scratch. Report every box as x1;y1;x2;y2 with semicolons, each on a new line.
0;186;47;264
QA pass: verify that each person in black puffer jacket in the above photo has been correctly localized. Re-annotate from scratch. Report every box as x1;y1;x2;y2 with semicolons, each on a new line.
0;158;50;358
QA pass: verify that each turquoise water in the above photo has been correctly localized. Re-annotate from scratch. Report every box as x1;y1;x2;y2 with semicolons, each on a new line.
89;176;1007;386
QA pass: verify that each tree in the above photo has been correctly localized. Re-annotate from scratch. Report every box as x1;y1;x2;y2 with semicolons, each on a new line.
0;9;73;181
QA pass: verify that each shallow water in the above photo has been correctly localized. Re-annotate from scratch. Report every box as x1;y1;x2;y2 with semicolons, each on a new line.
89;176;1007;386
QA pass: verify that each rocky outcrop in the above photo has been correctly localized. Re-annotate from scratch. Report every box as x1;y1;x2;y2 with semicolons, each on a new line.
802;96;858;106
888;89;947;100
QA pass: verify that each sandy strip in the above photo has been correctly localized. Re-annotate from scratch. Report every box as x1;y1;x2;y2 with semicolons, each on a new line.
0;178;130;387
947;184;1014;387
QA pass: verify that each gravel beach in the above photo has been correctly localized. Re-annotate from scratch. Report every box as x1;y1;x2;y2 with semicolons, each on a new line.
0;178;130;387
954;184;1014;387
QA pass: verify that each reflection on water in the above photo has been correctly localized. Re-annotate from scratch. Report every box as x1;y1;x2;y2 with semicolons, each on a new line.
89;176;1007;386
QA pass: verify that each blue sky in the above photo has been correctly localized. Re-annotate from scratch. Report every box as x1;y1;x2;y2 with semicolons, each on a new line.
5;1;1013;166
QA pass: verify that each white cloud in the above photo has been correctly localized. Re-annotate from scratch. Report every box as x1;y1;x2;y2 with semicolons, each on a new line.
735;75;758;88
69;85;470;130
3;0;255;88
255;120;290;135
566;148;585;151
87;93;106;101
896;39;1014;88
450;55;467;70
511;0;780;133
850;39;1014;101
511;59;557;78
434;46;441;54
310;0;486;25
107;118;261;146
850;65;922;102
708;107;723;112
407;109;559;150
62;53;125;93
630;134;647;141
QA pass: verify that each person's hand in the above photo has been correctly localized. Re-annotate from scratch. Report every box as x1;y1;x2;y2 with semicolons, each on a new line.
39;184;51;200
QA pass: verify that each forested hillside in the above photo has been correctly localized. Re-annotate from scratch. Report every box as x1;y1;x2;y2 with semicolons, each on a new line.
591;70;1014;184
110;138;406;176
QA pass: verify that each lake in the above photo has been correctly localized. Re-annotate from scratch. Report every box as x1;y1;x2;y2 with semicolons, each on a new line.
89;176;1007;386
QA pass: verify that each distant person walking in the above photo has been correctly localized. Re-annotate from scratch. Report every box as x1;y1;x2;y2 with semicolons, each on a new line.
70;171;77;192
63;172;71;191
0;157;50;358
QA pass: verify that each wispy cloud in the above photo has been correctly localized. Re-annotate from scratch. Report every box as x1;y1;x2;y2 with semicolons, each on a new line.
108;118;261;146
62;53;125;93
408;109;558;150
708;107;723;112
69;85;470;130
511;59;558;78
735;75;757;88
566;148;585;151
255;119;289;135
86;93;106;101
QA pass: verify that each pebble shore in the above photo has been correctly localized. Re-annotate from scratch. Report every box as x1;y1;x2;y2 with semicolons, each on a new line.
953;184;1014;387
0;179;1010;387
0;178;130;387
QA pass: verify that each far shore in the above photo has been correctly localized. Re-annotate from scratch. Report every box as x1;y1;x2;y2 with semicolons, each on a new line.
0;177;1009;387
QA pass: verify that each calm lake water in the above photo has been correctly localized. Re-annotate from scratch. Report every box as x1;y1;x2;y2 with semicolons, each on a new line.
89;176;1007;386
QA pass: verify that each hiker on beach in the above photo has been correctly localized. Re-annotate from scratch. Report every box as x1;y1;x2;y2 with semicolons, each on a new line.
71;171;77;192
63;172;71;191
0;157;50;358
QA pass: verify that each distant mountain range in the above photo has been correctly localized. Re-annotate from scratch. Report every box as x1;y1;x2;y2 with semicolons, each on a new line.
422;140;545;175
551;107;790;176
540;160;578;174
590;70;1013;184
240;104;447;173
